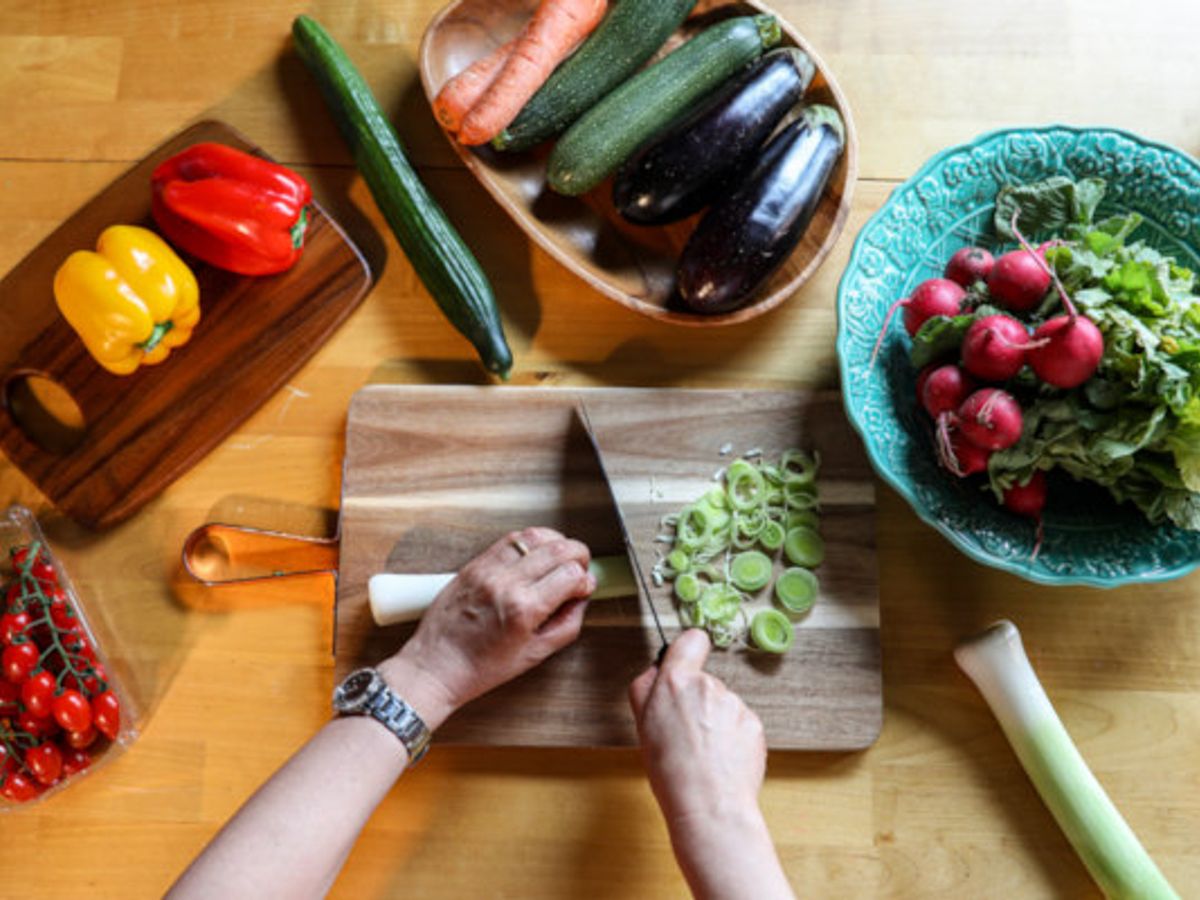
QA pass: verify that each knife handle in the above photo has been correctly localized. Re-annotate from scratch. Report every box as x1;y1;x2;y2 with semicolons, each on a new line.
368;555;635;627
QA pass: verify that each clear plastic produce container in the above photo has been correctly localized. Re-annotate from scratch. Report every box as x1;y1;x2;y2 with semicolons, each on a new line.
0;505;139;807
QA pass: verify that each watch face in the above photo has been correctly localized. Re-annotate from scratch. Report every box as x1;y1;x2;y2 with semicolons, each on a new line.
334;669;377;712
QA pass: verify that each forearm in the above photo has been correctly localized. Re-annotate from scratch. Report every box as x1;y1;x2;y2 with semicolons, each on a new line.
166;715;406;899
668;805;794;900
167;657;452;900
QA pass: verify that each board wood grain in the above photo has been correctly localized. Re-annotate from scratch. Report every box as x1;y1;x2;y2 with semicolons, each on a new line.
335;385;881;749
419;0;858;326
0;120;372;530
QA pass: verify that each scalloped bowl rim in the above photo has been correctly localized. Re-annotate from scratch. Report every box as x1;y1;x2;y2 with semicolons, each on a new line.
836;122;1200;588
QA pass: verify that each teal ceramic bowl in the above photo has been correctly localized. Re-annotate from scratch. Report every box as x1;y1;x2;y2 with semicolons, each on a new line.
836;125;1200;587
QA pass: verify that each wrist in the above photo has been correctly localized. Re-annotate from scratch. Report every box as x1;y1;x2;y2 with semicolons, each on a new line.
666;797;769;857
377;652;458;733
667;802;790;900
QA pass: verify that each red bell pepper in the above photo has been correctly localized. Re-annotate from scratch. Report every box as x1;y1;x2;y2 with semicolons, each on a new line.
151;143;313;276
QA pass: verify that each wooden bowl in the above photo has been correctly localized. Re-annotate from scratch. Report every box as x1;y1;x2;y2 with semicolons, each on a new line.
419;0;858;326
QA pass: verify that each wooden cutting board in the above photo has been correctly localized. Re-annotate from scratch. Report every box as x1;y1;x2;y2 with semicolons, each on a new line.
335;386;882;750
0;120;372;529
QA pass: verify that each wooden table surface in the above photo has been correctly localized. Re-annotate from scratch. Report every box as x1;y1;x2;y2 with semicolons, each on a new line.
1;1;1197;896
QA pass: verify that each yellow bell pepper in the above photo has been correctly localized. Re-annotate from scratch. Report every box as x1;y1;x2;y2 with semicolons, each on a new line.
54;225;201;376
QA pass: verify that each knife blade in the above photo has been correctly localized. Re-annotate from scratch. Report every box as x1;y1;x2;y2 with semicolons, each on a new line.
576;401;669;661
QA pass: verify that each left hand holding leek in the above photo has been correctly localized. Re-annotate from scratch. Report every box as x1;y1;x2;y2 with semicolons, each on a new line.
377;527;596;730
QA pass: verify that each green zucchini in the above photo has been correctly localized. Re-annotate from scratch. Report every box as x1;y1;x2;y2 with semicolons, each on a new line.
547;15;781;197
493;0;698;153
292;15;512;378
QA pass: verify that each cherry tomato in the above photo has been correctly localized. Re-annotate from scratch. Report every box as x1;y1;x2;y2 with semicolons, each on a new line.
0;610;30;645
64;669;102;696
11;557;57;586
0;680;20;716
51;689;91;733
60;747;91;777
65;725;97;749
2;642;39;684
4;582;24;610
25;742;62;785
17;710;59;739
45;590;75;629
1;771;42;803
62;626;93;660
9;546;38;568
11;548;57;585
91;691;120;740
20;671;55;717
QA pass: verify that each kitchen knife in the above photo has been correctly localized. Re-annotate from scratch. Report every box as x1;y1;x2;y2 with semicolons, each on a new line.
575;401;670;660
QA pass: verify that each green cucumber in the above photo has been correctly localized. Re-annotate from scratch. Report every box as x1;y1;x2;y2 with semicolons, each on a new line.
292;15;512;378
547;15;781;197
493;0;698;153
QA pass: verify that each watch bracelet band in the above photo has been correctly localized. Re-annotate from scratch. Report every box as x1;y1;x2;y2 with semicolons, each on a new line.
365;682;432;764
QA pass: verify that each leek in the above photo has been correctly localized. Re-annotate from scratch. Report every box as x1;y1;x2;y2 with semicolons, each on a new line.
955;621;1179;900
369;554;635;626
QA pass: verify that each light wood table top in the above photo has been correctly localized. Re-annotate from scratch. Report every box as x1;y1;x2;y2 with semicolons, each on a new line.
1;1;1197;896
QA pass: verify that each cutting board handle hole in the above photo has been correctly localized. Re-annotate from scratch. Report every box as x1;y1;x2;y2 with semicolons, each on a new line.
4;374;86;454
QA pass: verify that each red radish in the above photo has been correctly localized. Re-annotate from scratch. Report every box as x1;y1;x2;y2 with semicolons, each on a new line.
1005;209;1104;390
952;433;992;475
1003;470;1047;518
961;314;1029;381
936;421;992;477
920;364;975;417
1027;314;1104;388
957;388;1023;451
988;248;1051;311
903;279;966;335
1003;469;1047;560
944;247;994;287
915;364;934;400
868;278;966;368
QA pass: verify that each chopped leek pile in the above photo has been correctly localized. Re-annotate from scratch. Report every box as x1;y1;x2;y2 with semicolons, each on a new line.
653;449;823;652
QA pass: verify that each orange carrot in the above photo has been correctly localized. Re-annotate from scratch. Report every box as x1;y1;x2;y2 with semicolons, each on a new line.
457;0;607;147
433;38;518;134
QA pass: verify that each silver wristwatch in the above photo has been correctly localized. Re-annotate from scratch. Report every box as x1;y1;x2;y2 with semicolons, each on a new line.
332;668;432;764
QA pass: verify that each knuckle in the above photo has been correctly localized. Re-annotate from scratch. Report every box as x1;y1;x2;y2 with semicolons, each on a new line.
544;539;575;563
663;668;692;694
560;559;585;581
518;526;552;546
501;588;536;624
457;562;485;589
464;567;502;601
565;539;591;563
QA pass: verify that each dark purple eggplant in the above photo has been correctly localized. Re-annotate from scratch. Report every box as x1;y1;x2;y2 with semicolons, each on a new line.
612;48;815;226
677;105;845;315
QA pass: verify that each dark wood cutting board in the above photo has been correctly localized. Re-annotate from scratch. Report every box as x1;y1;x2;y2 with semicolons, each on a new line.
335;386;882;750
0;120;372;529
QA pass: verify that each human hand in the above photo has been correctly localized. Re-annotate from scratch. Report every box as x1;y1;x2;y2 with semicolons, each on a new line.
628;629;767;831
629;631;791;900
380;528;595;730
